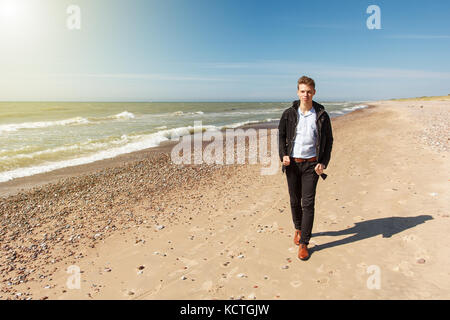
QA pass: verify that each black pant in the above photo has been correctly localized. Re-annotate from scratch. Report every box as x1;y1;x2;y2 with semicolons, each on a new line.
285;158;320;245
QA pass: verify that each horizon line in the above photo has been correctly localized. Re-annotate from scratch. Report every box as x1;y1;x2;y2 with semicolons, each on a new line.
0;99;375;103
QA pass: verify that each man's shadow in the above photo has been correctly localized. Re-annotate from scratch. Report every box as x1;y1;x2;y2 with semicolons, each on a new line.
310;215;433;255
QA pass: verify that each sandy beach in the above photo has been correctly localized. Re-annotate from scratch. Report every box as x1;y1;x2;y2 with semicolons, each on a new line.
1;98;449;300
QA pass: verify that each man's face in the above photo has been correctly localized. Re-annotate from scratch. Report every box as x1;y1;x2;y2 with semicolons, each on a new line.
297;84;316;104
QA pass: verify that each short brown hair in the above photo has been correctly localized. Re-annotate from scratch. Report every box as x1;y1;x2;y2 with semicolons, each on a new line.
297;76;315;90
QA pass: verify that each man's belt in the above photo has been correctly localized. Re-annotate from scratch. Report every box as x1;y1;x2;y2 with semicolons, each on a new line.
287;156;327;180
292;156;317;163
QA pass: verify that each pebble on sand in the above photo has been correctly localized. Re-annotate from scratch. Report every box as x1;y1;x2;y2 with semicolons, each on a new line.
417;258;426;264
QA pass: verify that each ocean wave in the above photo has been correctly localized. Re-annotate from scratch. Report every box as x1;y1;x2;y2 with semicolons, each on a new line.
168;111;205;117
0;112;40;119
42;106;69;111
0;117;290;182
328;105;368;117
0;145;42;157
221;118;278;129
0;117;90;133
323;102;358;107
342;105;368;112
0;135;131;163
223;110;279;116
0;111;138;133
87;111;137;121
0;125;217;183
109;111;136;120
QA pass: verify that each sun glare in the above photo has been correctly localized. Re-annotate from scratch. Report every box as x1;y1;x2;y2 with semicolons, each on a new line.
0;0;31;27
1;0;18;19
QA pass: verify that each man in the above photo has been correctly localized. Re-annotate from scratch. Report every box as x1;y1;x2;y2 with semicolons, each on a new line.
278;76;333;261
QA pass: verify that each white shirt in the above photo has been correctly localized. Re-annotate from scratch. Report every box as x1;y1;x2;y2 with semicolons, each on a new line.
291;107;318;158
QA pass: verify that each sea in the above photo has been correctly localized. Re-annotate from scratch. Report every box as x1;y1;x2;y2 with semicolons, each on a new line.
0;101;368;183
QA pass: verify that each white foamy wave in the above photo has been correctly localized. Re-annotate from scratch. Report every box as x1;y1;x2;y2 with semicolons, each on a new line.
156;124;219;138
0;135;131;162
0;117;90;133
0;111;139;133
222;118;278;129
0;126;217;183
168;111;205;117
216;109;283;118
109;111;136;120
342;105;368;112
324;102;352;107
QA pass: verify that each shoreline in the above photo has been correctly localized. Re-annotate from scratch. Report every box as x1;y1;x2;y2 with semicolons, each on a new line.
0;122;281;199
0;106;369;199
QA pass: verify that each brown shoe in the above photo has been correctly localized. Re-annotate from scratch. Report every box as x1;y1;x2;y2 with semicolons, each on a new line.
293;230;301;246
298;244;309;261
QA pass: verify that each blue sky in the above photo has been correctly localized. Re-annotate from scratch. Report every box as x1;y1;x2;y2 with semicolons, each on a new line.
0;0;449;101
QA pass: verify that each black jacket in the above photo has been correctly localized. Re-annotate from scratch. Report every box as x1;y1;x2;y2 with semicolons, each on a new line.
278;100;333;173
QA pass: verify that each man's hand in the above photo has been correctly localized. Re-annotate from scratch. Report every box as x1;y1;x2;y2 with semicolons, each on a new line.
283;156;290;166
315;163;325;175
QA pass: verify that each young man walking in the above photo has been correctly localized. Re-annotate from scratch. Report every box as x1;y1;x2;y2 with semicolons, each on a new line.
278;76;333;260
